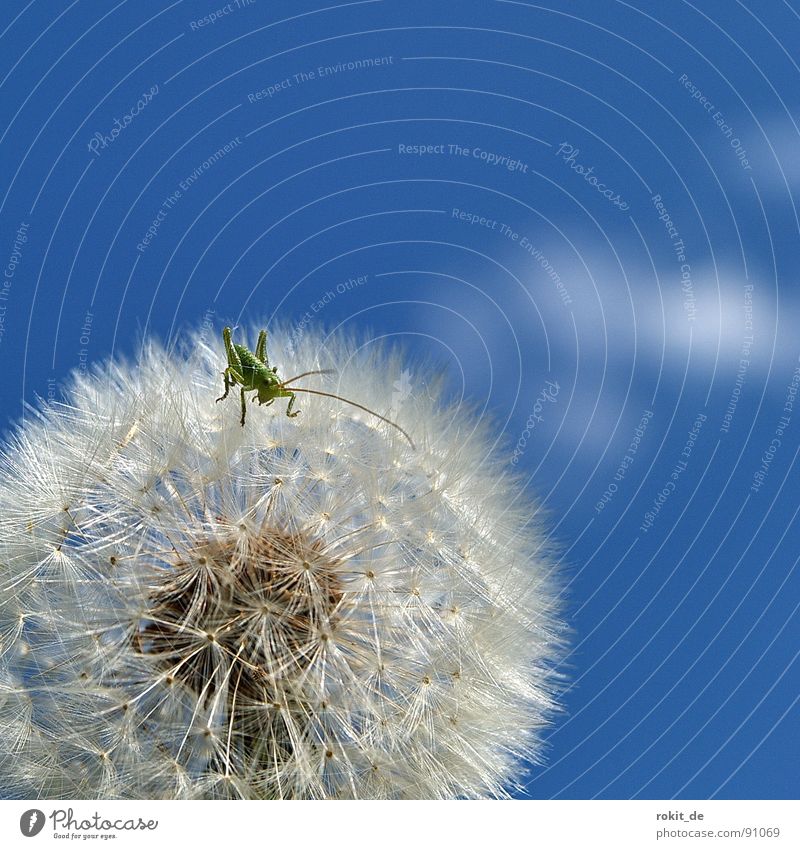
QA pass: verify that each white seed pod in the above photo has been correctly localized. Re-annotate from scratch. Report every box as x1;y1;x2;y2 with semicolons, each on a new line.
0;323;565;799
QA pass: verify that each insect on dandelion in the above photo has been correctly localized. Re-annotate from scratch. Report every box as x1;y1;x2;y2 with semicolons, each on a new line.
0;322;565;799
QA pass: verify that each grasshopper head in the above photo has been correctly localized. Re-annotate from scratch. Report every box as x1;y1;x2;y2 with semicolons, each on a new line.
256;374;281;405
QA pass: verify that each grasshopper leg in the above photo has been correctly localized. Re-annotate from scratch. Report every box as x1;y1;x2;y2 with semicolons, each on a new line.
216;368;232;403
255;329;268;364
239;387;248;426
285;391;300;418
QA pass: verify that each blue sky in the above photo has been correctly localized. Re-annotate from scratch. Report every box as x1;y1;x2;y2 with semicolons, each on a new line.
1;0;798;798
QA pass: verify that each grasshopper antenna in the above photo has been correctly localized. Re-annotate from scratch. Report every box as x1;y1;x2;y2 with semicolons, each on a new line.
286;386;416;449
281;369;336;384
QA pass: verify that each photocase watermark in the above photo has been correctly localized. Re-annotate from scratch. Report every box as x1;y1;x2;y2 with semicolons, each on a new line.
87;84;159;157
137;137;242;252
247;55;394;102
720;284;754;433
0;220;29;345
19;809;45;837
651;193;695;321
137;187;180;253
751;357;800;494
446;142;529;173
179;136;242;192
595;409;654;513
452;208;572;307
19;806;158;837
287;274;369;355
640;411;706;533
189;0;255;31
77;311;94;373
554;143;630;211
184;306;218;379
678;73;752;170
511;380;560;465
398;142;530;173
200;305;216;339
501;225;572;308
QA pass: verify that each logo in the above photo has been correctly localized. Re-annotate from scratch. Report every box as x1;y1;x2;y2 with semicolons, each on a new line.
20;810;45;837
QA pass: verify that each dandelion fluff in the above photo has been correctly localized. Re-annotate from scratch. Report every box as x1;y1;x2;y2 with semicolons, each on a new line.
0;323;565;799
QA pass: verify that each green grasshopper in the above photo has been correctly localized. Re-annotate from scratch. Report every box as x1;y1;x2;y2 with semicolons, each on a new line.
215;326;415;447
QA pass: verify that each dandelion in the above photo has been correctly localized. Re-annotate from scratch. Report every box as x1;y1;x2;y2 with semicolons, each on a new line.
0;323;565;799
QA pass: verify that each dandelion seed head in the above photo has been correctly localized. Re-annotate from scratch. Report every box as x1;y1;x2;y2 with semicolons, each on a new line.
0;323;565;799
